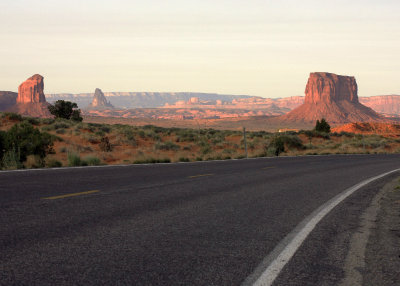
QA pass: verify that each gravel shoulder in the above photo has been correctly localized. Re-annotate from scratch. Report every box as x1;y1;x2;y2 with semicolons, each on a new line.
363;177;400;286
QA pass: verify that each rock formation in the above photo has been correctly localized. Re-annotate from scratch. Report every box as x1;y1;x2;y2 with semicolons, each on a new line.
279;72;385;123
88;88;114;109
8;74;51;117
17;74;46;103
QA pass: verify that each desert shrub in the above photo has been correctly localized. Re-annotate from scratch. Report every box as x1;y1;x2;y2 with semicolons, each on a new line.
99;126;111;133
179;157;190;162
24;117;40;125
83;156;102;166
2;112;23;121
268;135;304;154
40;118;55;125
24;155;44;168
195;157;203;161
133;158;171;164
68;152;87;166
350;136;388;149
315;118;331;133
54;121;71;129
46;158;62;168
95;130;105;137
99;136;112;152
1;149;22;170
176;130;197;142
201;145;212;155
120;128;137;146
183;146;191;151
267;136;285;156
3;122;54;163
154;141;180;151
56;128;66;134
48;100;82;121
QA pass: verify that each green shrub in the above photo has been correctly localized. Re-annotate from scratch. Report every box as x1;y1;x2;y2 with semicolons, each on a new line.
46;158;62;168
48;100;82;121
2;112;23;121
67;152;87;166
268;136;285;156
3;122;54;163
1;149;22;170
133;158;171;164
56;128;66;134
83;156;102;166
179;157;190;162
315;118;331;133
154;141;180;151
24;117;40;125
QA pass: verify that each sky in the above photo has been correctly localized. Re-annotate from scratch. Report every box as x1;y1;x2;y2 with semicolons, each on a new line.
0;0;399;98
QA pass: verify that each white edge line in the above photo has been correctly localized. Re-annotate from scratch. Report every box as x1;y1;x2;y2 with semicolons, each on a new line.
0;153;386;173
242;168;400;286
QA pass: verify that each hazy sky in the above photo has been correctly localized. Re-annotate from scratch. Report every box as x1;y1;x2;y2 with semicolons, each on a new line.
0;0;399;97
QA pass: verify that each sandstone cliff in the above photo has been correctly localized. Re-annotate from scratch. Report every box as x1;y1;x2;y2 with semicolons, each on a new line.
359;95;400;117
8;74;51;117
279;72;385;123
88;88;114;109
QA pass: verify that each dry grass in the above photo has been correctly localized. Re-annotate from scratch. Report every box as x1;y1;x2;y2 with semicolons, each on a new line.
1;112;400;169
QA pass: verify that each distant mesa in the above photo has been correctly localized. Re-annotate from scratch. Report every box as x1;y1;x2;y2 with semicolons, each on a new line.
0;91;18;111
7;74;51;118
88;88;114;109
279;72;385;123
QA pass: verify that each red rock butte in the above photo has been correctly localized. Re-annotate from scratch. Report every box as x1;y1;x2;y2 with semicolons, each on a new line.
279;72;385;124
17;74;46;104
8;74;51;118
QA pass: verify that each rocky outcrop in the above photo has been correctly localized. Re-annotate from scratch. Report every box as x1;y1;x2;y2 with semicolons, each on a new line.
279;72;385;123
8;74;51;117
88;88;114;109
17;74;46;103
0;91;18;111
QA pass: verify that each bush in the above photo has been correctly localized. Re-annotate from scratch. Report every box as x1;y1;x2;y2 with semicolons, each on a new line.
68;152;86;167
3;122;54;163
46;158;63;168
268;136;285;156
154;141;180;151
24;155;44;168
48;100;82;121
1;149;22;170
315;118;331;133
133;158;171;164
83;156;102;166
179;157;190;162
99;136;112;152
2;112;23;121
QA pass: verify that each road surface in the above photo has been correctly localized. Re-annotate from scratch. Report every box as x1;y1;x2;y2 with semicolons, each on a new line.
1;154;399;285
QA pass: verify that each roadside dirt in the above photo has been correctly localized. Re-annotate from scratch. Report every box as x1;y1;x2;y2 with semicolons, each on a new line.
340;177;400;286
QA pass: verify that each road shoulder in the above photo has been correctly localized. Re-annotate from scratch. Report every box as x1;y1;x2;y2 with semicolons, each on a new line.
340;176;400;286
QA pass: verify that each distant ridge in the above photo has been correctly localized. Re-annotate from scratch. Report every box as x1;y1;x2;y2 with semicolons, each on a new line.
46;92;253;109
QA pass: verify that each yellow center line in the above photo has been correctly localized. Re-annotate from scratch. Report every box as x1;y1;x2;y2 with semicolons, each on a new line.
42;190;100;200
261;167;276;170
188;173;214;179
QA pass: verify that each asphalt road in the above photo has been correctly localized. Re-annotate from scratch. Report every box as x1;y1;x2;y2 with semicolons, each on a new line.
1;154;399;285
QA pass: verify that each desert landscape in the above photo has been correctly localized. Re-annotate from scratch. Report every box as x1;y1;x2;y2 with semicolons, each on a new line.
0;72;399;169
2;1;400;285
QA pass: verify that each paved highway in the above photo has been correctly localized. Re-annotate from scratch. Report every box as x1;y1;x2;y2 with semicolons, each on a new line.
0;154;399;285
